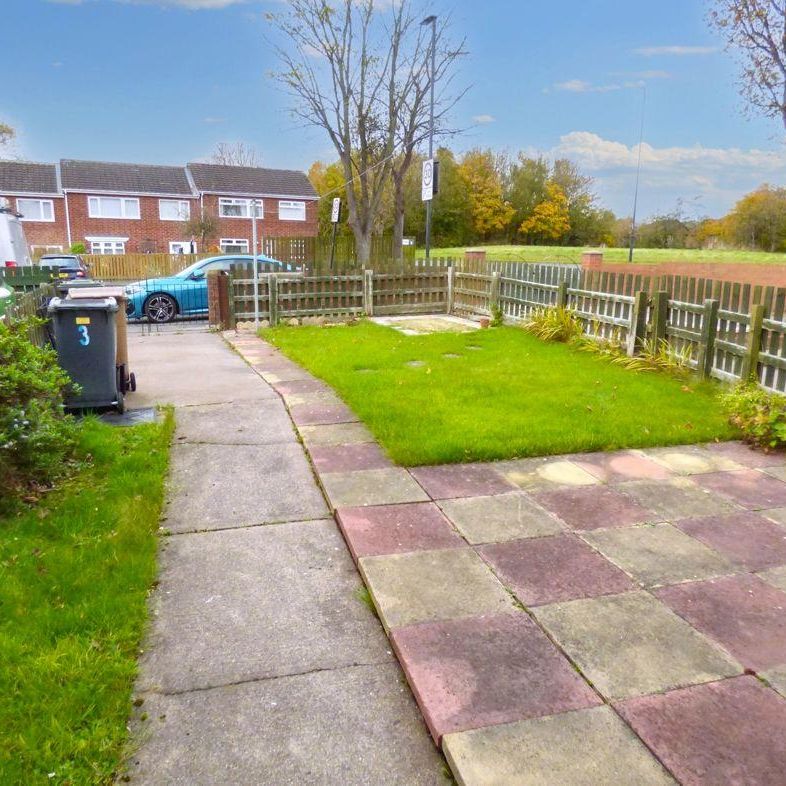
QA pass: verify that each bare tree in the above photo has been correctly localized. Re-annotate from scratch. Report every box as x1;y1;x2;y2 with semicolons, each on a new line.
0;123;15;151
183;209;219;251
211;141;262;167
709;1;786;130
267;0;465;265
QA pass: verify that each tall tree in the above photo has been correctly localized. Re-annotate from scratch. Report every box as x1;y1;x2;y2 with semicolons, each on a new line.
458;149;514;241
504;155;550;241
518;183;570;244
211;141;262;167
709;1;786;129
0;123;13;149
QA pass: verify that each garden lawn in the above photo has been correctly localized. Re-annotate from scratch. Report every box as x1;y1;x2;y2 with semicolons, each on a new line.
418;244;786;265
264;322;737;466
0;413;174;785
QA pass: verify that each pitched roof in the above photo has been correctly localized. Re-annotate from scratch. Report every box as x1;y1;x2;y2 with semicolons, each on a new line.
60;159;193;196
0;160;59;194
187;163;317;198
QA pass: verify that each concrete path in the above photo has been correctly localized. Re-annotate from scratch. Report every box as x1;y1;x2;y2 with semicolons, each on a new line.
124;329;447;784
226;329;786;786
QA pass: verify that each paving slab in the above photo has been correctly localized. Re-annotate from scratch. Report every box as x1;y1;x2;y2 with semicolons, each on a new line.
336;503;465;562
272;378;334;396
532;485;658;531
129;663;448;785
641;445;743;475
480;534;634;606
259;367;315;384
618;676;786;786
288;400;359;426
495;458;600;490
759;564;786;592
137;520;392;693
298;421;375;446
173;401;297;445
437;492;564;544
391;613;600;742
763;507;786;527
320;467;430;509
442;705;676;786
309;442;393;473
582;523;735;588
359;548;516;630
764;464;786;482
704;440;786;469
571;450;673;483
163;443;328;532
615;478;739;521
764;666;786;698
534;591;740;700
694;468;786;509
677;511;786;571
656;574;786;672
410;464;517;500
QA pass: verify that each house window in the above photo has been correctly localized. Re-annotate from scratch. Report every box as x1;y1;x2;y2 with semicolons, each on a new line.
87;196;140;219
31;244;64;253
218;198;263;219
278;200;306;221
220;238;249;253
17;198;55;222
159;199;191;221
88;238;127;254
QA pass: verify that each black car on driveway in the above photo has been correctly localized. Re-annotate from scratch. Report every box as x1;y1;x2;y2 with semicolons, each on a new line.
40;254;90;281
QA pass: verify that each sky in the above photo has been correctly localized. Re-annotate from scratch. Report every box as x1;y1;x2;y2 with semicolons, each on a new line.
2;0;786;220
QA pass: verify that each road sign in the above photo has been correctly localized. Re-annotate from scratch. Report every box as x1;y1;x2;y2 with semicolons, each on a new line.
422;158;434;202
331;197;341;223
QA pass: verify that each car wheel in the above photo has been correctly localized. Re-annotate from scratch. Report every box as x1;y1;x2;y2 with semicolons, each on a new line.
144;293;177;323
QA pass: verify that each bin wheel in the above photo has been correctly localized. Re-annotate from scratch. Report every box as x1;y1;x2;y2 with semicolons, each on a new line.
129;372;136;392
116;391;125;415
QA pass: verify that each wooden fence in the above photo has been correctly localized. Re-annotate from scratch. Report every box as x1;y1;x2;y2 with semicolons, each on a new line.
1;283;55;347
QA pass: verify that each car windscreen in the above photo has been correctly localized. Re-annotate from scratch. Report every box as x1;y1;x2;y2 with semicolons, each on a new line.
41;257;80;268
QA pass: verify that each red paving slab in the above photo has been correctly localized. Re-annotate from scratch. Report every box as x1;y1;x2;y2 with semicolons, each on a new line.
677;511;786;572
618;676;786;786
409;464;517;500
391;613;600;742
571;451;672;483
479;534;634;606
273;378;334;396
336;503;465;562
309;443;393;473
703;441;786;469
656;574;786;672
289;402;358;426
531;485;658;531
694;469;786;510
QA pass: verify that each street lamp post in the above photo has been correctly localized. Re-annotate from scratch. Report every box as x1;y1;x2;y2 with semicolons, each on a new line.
628;86;646;263
251;198;259;328
422;14;437;260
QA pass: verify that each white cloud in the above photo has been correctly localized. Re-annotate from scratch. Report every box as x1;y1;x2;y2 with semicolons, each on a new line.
472;114;495;124
633;45;718;56
48;0;249;7
554;79;642;94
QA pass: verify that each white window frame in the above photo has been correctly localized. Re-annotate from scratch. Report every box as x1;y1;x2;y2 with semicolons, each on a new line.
17;198;55;222
159;199;191;221
218;197;263;219
31;244;64;253
86;236;128;254
169;241;196;254
219;238;250;253
87;195;140;220
278;200;306;222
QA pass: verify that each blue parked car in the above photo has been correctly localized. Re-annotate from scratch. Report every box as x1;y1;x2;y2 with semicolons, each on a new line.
125;254;289;323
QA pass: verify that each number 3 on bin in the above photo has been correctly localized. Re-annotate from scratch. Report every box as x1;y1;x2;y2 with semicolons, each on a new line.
78;325;90;346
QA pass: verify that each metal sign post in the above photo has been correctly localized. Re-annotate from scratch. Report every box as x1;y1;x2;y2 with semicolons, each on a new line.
329;197;341;272
251;199;259;328
422;158;434;260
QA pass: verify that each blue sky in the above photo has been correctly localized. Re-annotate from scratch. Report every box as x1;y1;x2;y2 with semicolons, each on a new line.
2;0;786;219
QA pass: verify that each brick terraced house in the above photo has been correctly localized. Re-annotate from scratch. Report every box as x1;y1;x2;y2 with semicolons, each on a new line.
0;158;318;255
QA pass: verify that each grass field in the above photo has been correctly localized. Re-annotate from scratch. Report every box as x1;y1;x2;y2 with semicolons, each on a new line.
264;322;737;466
0;414;173;785
416;245;786;265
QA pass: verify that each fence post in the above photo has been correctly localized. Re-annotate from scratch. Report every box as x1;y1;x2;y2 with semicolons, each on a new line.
696;298;719;380
364;269;374;316
651;291;669;345
446;265;454;315
556;281;569;309
627;290;649;357
740;303;765;381
489;271;500;314
268;274;279;327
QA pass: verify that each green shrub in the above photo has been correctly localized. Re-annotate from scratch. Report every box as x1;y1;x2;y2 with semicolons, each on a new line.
721;382;786;450
524;307;583;343
69;242;86;254
0;318;78;505
490;304;504;328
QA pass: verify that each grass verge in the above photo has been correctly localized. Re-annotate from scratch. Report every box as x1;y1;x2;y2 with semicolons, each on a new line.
0;412;174;785
264;322;736;465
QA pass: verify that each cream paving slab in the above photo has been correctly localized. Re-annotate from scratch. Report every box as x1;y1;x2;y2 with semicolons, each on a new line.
758;564;786;592
437;492;565;544
320;468;430;509
582;523;736;588
615;478;739;521
763;465;786;482
494;458;599;490
764;666;786;698
641;445;744;475
299;421;375;446
442;706;676;786
763;507;786;527
533;591;741;700
359;548;517;631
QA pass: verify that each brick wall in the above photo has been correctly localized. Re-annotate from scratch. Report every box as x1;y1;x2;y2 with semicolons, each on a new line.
0;193;68;251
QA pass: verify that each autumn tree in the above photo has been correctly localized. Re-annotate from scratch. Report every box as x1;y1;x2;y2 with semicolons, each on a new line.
727;184;786;250
458;149;514;241
709;1;786;129
518;182;570;243
309;160;350;237
504;155;550;241
211;142;262;167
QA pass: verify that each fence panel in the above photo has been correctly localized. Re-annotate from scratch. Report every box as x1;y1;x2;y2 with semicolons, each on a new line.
2;284;55;347
453;272;493;316
277;275;364;319
372;269;448;315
